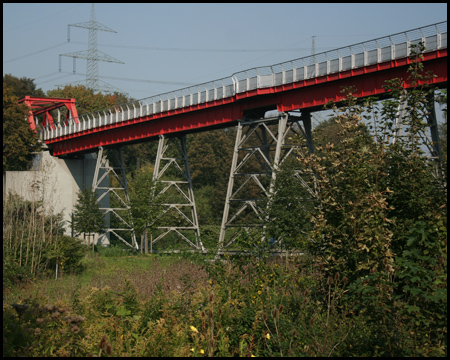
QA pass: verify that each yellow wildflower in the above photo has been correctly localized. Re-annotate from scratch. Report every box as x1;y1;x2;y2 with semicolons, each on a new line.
190;348;195;352
265;333;270;340
190;325;199;333
200;349;205;354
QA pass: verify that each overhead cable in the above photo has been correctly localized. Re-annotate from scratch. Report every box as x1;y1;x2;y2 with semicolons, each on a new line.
33;71;62;80
36;73;74;86
3;42;67;64
70;41;331;53
98;74;196;86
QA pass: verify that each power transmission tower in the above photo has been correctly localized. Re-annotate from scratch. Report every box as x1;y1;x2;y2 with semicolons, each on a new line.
59;3;124;94
311;35;316;56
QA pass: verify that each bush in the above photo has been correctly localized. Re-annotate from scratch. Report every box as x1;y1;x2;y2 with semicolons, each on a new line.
96;244;132;257
44;236;87;276
3;252;34;290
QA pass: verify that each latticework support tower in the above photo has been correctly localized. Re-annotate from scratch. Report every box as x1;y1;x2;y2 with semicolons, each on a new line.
92;146;138;249
150;134;205;252
59;3;124;93
217;112;315;254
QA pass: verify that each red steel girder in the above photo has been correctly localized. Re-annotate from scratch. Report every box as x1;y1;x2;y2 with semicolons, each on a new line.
46;49;446;156
18;96;79;131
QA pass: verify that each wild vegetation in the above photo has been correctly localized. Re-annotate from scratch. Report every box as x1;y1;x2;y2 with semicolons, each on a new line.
3;44;447;356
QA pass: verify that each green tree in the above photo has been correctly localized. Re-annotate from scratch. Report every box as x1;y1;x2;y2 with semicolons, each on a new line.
46;84;133;119
3;85;42;171
313;109;373;155
71;186;106;249
300;87;393;279
122;142;159;176
188;128;235;224
264;156;315;250
294;43;446;355
3;74;46;99
128;164;161;252
188;128;234;188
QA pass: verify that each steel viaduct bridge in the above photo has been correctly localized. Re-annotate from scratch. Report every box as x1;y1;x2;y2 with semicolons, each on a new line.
20;22;447;253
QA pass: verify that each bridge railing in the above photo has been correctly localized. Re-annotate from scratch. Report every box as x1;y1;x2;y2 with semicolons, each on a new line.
41;21;446;142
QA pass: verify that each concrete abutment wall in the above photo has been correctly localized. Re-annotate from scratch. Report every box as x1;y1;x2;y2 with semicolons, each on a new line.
3;151;110;246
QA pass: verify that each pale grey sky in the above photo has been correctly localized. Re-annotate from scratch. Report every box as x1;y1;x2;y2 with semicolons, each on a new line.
3;3;447;100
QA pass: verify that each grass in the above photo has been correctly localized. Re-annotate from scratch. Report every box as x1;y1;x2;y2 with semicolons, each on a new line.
3;250;447;357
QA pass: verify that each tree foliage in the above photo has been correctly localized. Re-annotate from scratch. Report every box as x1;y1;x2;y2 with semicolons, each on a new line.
46;84;131;118
292;43;447;355
3;73;46;99
71;186;106;240
128;164;161;239
188;128;235;223
3;84;42;171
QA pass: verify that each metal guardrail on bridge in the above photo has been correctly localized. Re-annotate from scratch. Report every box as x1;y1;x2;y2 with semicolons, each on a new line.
40;21;447;141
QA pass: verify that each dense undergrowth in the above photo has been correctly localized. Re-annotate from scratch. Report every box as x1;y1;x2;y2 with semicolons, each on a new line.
3;247;447;357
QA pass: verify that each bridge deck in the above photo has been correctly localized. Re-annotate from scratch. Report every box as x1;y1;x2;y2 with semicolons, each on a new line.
30;22;447;157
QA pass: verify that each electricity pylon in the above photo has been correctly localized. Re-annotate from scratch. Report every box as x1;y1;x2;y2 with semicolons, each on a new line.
59;3;124;94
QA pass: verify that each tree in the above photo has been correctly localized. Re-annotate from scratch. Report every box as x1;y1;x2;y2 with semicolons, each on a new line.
3;85;42;171
264;155;315;250
188;128;235;224
71;186;106;250
3;74;46;99
128;164;161;252
313;112;372;154
439;121;447;165
46;84;133;119
293;43;446;355
122;142;159;176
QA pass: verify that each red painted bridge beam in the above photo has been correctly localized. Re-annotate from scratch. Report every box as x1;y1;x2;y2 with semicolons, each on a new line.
18;96;79;131
48;49;446;156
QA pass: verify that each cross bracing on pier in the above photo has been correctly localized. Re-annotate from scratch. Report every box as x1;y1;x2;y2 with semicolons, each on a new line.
36;21;446;146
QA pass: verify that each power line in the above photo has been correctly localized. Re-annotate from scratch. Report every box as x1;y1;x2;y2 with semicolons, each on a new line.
35;73;74;86
317;34;385;37
33;72;62;81
49;71;196;87
98;75;196;86
184;36;314;83
4;4;83;33
3;42;67;64
70;41;331;53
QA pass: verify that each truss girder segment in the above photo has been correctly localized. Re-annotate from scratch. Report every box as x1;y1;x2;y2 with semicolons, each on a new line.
218;112;314;253
152;134;204;252
92;146;138;249
18;96;79;131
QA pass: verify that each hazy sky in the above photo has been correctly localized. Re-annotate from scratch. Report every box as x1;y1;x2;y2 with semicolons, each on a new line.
3;3;447;101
